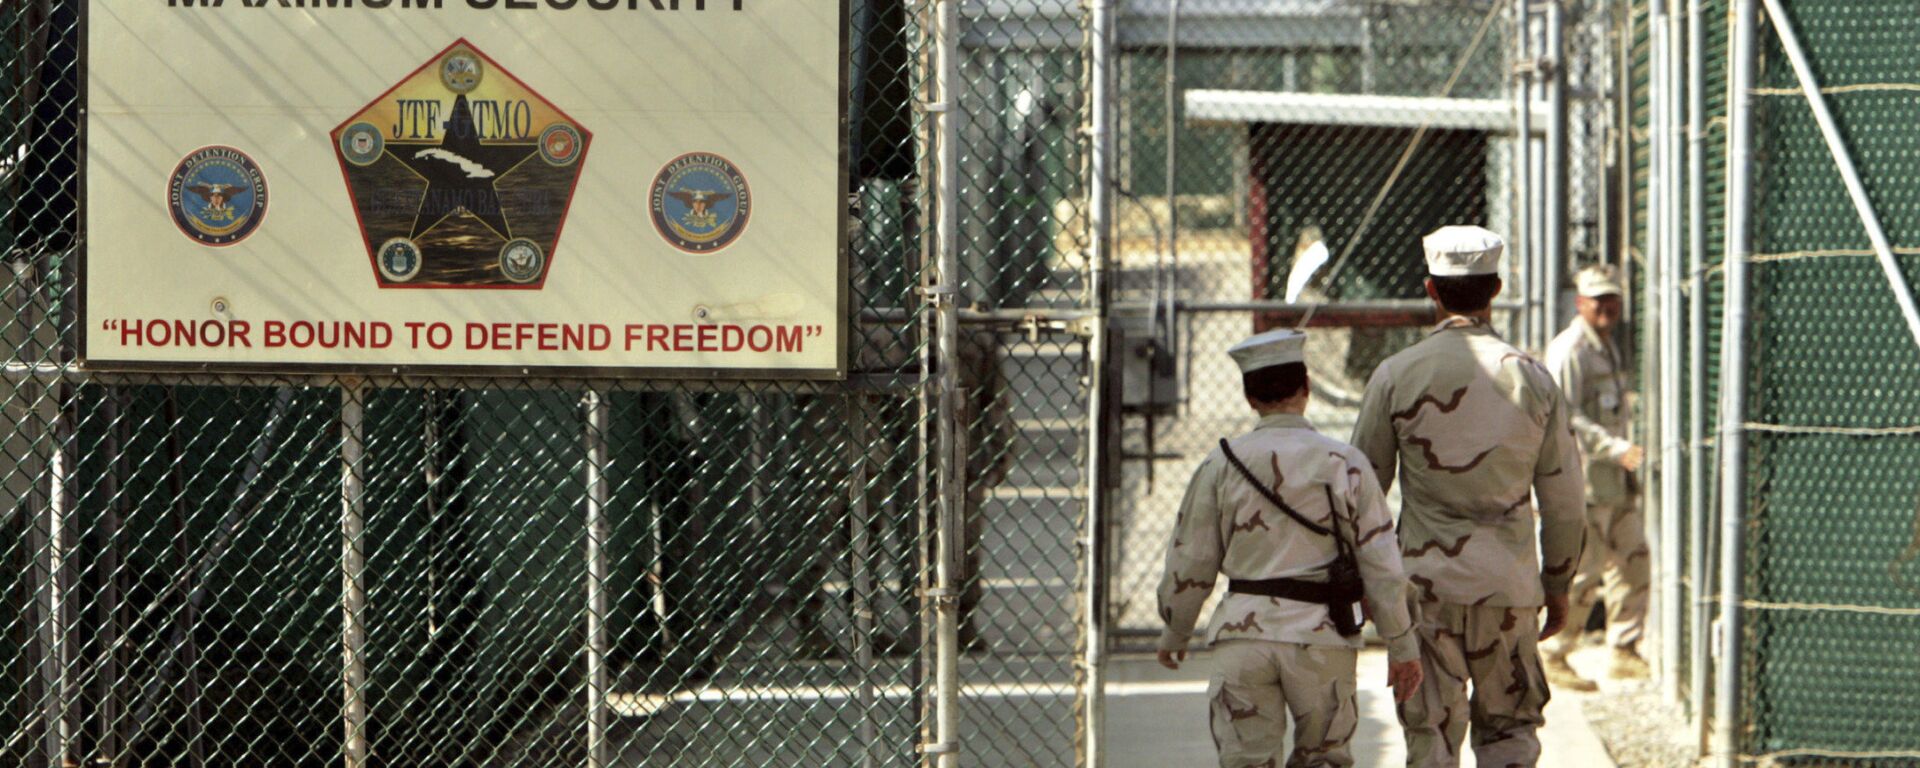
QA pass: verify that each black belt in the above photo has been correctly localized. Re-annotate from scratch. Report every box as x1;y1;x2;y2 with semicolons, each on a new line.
1229;576;1363;605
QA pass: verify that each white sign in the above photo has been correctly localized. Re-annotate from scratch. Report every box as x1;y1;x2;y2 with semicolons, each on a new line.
83;0;846;377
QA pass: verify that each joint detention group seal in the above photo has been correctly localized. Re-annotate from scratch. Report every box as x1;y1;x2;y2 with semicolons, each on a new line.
167;146;268;247
649;152;751;254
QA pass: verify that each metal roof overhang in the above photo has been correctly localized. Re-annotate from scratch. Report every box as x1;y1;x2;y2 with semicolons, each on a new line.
960;0;1366;50
1184;89;1547;135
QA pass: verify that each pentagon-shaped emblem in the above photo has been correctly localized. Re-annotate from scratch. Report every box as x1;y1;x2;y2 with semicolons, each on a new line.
331;40;590;289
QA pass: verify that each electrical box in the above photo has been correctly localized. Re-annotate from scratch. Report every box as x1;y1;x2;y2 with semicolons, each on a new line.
1111;305;1179;415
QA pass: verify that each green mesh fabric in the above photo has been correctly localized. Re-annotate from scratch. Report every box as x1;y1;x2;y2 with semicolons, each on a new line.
1737;0;1920;759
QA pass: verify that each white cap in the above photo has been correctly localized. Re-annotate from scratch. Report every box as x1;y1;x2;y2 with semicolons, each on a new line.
1575;263;1623;297
1422;225;1505;277
1228;329;1307;373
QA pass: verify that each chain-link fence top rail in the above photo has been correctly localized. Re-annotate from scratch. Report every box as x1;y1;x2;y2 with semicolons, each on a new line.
0;0;1100;766
1736;1;1920;761
1103;0;1599;640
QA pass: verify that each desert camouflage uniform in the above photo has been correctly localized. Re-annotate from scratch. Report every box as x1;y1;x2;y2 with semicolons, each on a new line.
1542;315;1649;657
1157;413;1419;768
1350;315;1585;768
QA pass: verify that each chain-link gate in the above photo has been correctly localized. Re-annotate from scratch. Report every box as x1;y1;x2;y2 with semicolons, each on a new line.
1;0;1107;765
1102;0;1614;653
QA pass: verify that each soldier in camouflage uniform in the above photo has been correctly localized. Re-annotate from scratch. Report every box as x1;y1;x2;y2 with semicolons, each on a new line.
1349;226;1586;768
1157;329;1424;768
1539;264;1651;689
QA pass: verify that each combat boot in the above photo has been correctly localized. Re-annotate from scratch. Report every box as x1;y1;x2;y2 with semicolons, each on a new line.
1610;647;1651;680
1543;653;1598;693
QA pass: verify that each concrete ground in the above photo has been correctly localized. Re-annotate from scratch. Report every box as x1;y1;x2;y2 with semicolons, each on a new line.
1105;647;1617;767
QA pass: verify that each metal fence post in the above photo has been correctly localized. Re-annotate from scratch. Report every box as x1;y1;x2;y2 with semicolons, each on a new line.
583;390;611;768
1714;0;1758;761
1686;0;1713;739
1657;0;1687;704
341;380;370;768
1512;0;1535;348
1544;0;1568;337
97;389;131;765
1162;0;1182;323
1644;0;1670;697
45;382;73;767
1085;0;1116;764
930;0;963;763
848;396;879;768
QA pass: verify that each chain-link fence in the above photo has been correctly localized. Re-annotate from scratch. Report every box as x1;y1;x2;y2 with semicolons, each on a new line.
1103;0;1616;647
1;0;1104;765
1708;0;1920;762
1632;0;1920;763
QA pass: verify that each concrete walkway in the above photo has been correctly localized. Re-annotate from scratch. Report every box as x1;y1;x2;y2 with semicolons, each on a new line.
1106;648;1616;767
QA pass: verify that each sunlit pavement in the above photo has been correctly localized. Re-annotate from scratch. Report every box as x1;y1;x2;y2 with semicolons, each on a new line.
1106;648;1618;767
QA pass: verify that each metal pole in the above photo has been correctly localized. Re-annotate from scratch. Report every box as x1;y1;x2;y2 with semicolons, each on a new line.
847;397;879;768
583;391;611;768
11;259;56;768
1512;0;1535;349
341;381;369;768
1163;0;1181;332
47;383;72;766
1544;0;1568;337
1714;0;1757;761
98;390;131;765
1643;0;1669;693
1085;0;1116;763
930;0;963;763
1759;0;1920;354
1686;0;1713;739
1659;0;1687;704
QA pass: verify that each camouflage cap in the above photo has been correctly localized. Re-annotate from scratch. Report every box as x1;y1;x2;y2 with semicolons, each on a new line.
1575;263;1624;297
1422;225;1505;277
1228;328;1307;373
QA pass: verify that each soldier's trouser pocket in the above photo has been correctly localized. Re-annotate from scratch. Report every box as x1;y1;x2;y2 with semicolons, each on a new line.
1208;641;1286;767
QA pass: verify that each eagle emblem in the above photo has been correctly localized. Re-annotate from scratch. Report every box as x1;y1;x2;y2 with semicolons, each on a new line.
187;182;248;218
167;146;268;246
666;189;732;228
649;152;752;253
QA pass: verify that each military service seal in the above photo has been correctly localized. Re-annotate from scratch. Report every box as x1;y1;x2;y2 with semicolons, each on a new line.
339;122;385;167
377;237;424;283
498;238;545;284
539;124;583;167
168;146;268;247
648;152;751;253
440;50;483;94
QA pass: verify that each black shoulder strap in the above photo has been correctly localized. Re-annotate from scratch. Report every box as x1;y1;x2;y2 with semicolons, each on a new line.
1217;438;1332;538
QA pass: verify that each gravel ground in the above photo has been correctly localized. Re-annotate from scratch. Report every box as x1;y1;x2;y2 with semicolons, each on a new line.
1568;647;1704;768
